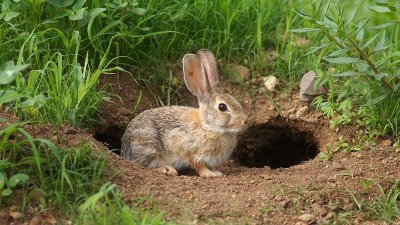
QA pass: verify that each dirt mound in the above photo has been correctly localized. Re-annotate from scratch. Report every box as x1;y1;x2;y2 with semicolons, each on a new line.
91;74;399;224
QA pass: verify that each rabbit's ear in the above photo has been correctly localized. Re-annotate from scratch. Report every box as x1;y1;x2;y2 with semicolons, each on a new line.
183;54;209;101
197;49;219;90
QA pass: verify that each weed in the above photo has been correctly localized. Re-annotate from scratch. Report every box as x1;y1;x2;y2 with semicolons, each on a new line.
293;0;400;137
351;181;400;223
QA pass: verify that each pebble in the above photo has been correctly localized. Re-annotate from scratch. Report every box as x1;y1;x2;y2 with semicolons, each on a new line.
299;70;328;102
263;76;279;91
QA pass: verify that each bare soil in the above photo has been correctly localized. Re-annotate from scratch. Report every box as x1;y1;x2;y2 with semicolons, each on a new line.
2;72;399;225
93;73;399;224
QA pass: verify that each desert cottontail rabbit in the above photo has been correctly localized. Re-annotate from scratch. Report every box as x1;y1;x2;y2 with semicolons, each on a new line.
121;49;248;177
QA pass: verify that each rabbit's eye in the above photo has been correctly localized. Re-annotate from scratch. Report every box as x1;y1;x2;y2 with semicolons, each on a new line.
218;103;228;112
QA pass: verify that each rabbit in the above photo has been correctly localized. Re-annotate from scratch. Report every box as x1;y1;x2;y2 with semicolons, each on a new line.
121;49;248;177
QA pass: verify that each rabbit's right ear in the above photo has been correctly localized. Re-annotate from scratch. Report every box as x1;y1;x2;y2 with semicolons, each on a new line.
183;54;209;102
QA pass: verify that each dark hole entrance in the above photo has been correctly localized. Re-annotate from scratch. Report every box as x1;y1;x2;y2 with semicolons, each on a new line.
234;121;319;169
93;125;123;154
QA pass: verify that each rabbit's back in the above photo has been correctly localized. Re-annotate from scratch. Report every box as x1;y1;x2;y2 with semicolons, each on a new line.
121;106;190;166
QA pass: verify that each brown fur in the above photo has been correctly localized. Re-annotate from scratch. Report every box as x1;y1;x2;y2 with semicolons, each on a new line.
121;49;248;177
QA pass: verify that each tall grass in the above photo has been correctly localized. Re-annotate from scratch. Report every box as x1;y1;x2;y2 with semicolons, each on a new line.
1;0;290;126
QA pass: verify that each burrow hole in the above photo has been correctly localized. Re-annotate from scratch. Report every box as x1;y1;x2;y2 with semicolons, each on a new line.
234;120;319;169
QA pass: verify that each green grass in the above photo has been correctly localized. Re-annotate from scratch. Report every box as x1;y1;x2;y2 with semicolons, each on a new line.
351;181;400;223
0;121;172;224
1;0;400;223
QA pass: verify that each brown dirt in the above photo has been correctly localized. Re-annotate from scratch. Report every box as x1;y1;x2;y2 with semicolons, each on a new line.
2;72;399;225
92;73;399;224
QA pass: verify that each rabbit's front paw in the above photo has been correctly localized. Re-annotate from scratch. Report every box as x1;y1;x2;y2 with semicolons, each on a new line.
156;165;178;176
199;169;223;177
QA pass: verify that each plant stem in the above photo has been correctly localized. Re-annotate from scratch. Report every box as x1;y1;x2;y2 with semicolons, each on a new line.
343;32;393;92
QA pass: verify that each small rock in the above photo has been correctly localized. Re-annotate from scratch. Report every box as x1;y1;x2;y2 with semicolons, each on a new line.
296;106;308;118
297;213;315;223
9;211;23;219
117;107;131;116
380;139;392;147
229;64;251;82
355;153;362;159
268;105;274;111
263;76;279;91
299;70;328;102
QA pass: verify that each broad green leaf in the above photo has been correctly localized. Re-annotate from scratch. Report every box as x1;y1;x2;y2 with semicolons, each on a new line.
46;0;74;7
0;61;29;85
1;189;12;196
9;174;29;187
132;8;146;16
88;8;106;17
333;71;363;77
369;6;391;13
324;57;361;64
68;8;87;21
4;11;20;21
289;28;320;33
72;0;87;11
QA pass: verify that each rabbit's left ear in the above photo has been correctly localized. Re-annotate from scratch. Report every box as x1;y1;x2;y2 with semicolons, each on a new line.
197;49;219;90
183;54;209;103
